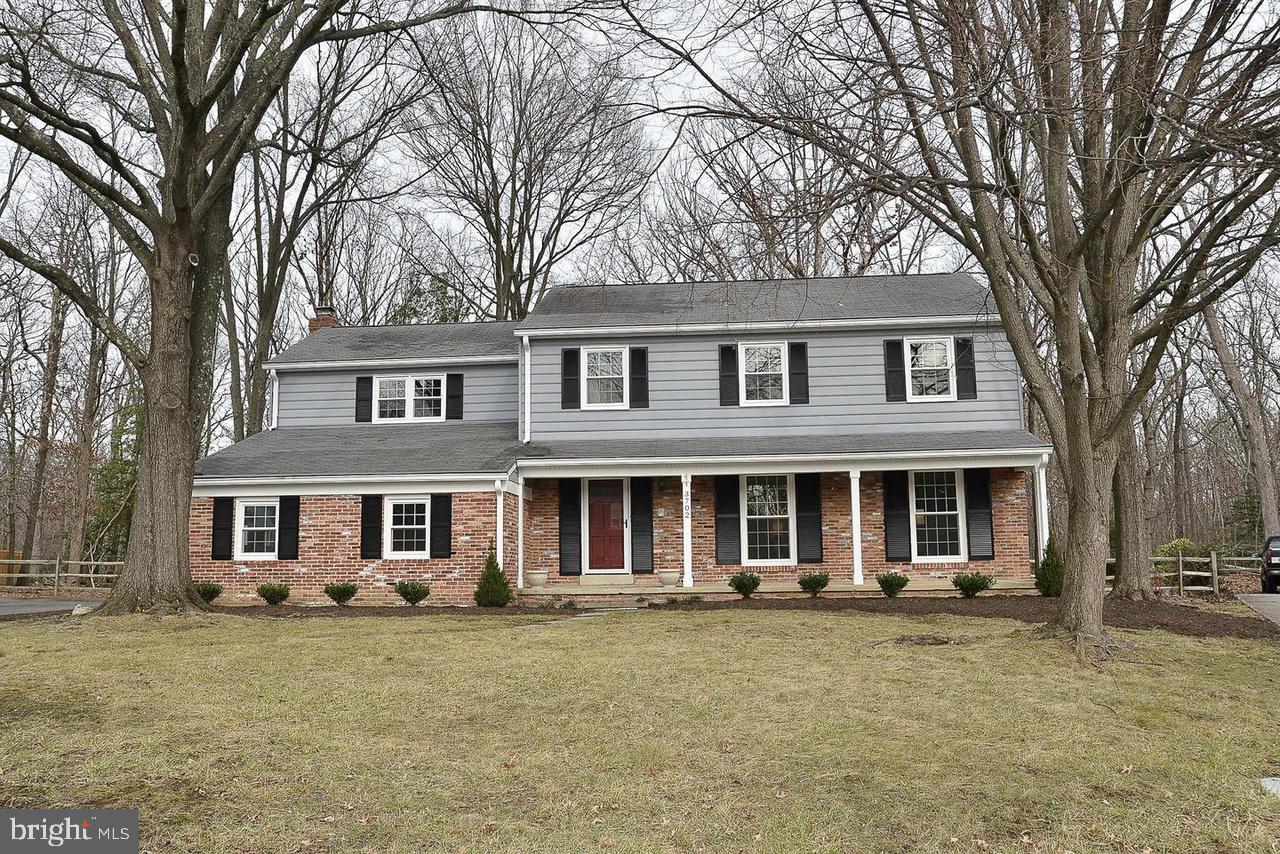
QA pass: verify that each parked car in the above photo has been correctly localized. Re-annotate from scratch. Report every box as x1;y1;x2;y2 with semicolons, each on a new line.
1262;536;1280;593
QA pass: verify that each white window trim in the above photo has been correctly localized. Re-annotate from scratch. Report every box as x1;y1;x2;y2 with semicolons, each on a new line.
907;469;968;564
372;374;447;423
234;497;279;561
382;495;433;559
738;341;790;407
580;346;630;411
579;477;631;573
904;335;958;403
739;473;798;566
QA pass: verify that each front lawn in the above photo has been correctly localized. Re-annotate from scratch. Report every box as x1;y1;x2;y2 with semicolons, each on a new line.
1;608;1278;852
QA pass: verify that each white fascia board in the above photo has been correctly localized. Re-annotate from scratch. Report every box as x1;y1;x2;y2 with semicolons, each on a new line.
516;314;998;339
514;447;1052;479
192;472;505;498
267;354;517;372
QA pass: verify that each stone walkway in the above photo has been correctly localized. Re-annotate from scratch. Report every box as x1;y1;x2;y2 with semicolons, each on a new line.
1236;594;1280;628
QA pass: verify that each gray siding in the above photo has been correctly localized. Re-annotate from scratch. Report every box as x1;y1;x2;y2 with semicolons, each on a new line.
276;362;519;428
528;327;1024;440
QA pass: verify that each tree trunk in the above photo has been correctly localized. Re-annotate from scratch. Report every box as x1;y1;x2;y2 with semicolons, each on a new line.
21;290;68;562
1110;420;1156;600
68;330;106;565
1204;303;1280;537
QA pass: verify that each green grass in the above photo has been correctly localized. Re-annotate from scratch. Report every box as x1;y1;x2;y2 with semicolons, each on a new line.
1;610;1278;852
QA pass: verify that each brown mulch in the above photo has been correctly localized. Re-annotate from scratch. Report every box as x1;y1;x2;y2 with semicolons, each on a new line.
211;603;561;619
651;594;1280;640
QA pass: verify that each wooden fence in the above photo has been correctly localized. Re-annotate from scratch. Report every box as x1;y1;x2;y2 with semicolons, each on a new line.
0;558;121;594
1104;553;1261;595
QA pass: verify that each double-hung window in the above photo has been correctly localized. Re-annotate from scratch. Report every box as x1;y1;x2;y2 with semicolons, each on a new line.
384;496;431;558
581;346;628;409
739;342;788;406
374;375;445;422
235;499;278;560
741;474;796;564
910;470;966;561
905;336;956;401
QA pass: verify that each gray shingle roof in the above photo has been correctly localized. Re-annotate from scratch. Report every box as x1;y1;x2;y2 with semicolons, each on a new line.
194;426;1047;480
268;321;519;366
517;274;995;331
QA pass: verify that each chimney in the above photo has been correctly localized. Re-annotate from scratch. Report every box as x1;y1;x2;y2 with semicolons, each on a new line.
308;305;339;334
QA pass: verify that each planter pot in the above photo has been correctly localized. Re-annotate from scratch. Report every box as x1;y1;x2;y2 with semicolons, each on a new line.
525;570;548;589
657;569;680;587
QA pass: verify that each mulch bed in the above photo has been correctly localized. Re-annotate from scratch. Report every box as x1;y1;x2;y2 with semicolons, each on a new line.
211;604;559;619
651;594;1280;640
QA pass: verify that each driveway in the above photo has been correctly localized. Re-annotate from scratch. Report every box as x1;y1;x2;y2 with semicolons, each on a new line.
0;598;97;617
1237;594;1280;628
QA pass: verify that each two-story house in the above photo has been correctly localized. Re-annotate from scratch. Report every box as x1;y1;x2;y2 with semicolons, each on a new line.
190;274;1053;604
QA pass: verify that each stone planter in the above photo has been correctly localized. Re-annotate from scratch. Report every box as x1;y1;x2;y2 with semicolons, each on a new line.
657;569;680;587
525;570;548;589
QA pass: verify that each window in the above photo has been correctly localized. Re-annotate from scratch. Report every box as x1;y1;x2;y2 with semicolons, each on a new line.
384;496;431;557
741;474;795;564
581;347;628;409
910;470;966;561
905;336;956;401
374;375;445;422
739;342;788;406
235;499;278;560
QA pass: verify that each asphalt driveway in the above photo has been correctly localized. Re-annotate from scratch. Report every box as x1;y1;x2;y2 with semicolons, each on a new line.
0;598;97;617
1237;594;1280;628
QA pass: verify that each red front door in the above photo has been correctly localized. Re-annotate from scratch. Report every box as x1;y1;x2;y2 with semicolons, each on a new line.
587;479;626;571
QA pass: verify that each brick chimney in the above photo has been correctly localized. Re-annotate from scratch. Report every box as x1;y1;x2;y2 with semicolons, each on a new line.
308;305;339;334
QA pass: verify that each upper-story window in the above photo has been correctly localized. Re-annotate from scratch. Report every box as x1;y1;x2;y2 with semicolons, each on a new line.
235;498;278;561
582;346;628;410
739;342;788;406
905;336;956;402
374;375;445;422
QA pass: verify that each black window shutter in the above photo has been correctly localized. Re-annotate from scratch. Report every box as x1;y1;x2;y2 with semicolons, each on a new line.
714;475;741;564
558;479;582;575
211;497;234;560
445;373;464;420
355;376;373;422
884;341;906;402
718;344;738;407
795;473;823;563
789;342;809;405
630;347;649;409
561;349;580;410
956;338;977;400
964;469;994;560
630;477;654;572
277;496;300;560
360;495;383;559
430;493;453;557
883;471;911;562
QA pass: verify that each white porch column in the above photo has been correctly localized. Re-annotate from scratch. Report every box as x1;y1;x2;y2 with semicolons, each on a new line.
1034;461;1050;560
516;477;525;589
849;469;863;585
495;478;505;570
681;473;693;587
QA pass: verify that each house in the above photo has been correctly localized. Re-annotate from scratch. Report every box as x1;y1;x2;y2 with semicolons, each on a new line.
190;274;1053;604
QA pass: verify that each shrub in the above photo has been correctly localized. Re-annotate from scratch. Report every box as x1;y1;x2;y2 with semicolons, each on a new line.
473;546;513;607
1154;536;1207;558
195;582;222;604
798;572;830;597
876;572;909;598
728;572;761;598
951;572;994;598
324;581;359;606
256;582;290;606
394;580;431;606
1034;537;1065;597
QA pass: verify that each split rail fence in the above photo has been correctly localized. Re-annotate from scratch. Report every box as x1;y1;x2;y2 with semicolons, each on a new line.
1104;553;1261;595
0;558;121;594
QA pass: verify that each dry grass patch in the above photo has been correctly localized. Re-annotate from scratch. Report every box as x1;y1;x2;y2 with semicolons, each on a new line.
1;610;1278;852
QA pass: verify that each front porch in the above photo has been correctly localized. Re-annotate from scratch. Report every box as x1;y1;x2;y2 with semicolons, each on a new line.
516;574;1039;601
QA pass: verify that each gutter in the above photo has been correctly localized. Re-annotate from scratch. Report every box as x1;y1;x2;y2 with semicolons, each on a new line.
514;314;999;339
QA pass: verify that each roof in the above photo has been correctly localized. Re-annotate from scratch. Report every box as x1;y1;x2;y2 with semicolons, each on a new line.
517;274;995;332
194;426;1048;481
268;321;519;367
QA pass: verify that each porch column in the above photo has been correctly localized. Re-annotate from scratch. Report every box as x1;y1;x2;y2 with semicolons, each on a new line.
681;473;693;587
1034;461;1050;560
849;469;863;585
495;478;505;570
516;477;525;589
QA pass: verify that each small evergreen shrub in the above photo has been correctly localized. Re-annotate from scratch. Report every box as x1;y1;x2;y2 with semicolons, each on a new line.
195;582;222;604
394;580;431;606
324;581;359;605
952;572;994;598
876;572;909;597
256;582;290;606
473;546;513;607
559;599;578;610
728;572;761;598
1035;537;1065;597
798;572;830;597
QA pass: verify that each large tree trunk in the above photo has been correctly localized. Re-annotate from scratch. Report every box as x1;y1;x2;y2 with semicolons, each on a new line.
1110;420;1156;600
1050;448;1117;648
